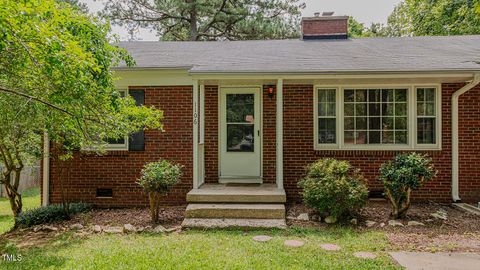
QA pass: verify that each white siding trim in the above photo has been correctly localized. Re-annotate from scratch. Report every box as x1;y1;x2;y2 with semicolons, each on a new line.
192;80;199;189
276;79;284;189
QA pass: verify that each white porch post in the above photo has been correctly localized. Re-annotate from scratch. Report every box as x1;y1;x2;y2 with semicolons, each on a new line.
192;80;199;189
276;79;284;189
198;84;205;187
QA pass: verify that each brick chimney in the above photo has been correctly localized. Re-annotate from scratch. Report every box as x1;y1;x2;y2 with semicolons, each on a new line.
301;12;349;40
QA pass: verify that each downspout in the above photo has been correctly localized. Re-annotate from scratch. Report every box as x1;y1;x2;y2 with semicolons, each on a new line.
451;74;480;202
42;132;50;206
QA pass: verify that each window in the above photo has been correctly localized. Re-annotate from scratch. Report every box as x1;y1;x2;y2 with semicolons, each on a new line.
314;85;441;150
317;89;337;144
343;88;408;145
416;87;437;144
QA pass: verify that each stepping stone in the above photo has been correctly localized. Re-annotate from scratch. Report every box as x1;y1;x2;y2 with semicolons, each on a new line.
253;235;272;242
354;252;377;259
284;240;304;247
320;244;341;251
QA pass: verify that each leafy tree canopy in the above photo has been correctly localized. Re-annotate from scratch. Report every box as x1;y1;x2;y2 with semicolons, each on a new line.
0;0;162;216
101;0;306;41
362;0;480;37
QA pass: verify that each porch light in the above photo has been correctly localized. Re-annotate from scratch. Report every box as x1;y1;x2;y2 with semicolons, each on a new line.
268;87;274;100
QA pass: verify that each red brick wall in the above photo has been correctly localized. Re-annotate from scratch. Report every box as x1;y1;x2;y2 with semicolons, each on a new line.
44;83;480;206
283;83;480;203
47;86;193;207
302;17;348;37
457;84;480;201
204;85;219;183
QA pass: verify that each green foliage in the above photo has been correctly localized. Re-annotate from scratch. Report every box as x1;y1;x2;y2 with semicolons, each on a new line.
385;0;480;36
0;0;163;217
137;160;183;194
15;203;92;227
102;0;305;41
298;159;368;219
379;153;436;218
348;17;366;38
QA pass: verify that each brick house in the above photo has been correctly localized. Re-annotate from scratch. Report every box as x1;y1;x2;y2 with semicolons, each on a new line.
41;14;480;227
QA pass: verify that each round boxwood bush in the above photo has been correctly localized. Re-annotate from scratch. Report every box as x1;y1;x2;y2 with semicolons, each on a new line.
298;158;368;219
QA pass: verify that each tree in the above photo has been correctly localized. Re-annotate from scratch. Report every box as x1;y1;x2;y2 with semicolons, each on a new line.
379;153;436;219
101;0;305;41
385;0;480;36
0;0;163;218
348;17;366;38
137;160;182;223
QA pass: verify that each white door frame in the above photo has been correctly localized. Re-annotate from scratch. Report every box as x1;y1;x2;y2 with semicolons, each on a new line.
218;86;263;183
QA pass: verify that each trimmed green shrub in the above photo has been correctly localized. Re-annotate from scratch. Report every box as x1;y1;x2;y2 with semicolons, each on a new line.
379;153;436;219
15;202;92;227
298;158;368;219
137;159;182;222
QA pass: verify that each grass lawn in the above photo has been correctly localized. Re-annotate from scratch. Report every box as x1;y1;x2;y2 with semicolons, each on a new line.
0;227;399;269
0;190;399;269
0;187;40;234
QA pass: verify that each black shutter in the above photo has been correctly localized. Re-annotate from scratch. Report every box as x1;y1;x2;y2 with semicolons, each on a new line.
128;89;145;151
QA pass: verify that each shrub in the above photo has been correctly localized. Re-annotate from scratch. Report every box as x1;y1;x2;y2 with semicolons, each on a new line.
298;158;368;219
379;153;436;219
15;202;92;227
137;160;182;222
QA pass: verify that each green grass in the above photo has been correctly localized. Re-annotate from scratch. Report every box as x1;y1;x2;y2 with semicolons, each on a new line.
0;227;399;269
0;187;41;234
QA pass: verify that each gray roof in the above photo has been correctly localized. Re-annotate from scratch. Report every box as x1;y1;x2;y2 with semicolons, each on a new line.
117;35;480;74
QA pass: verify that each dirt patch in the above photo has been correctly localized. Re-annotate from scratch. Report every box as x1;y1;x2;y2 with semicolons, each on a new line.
1;206;186;249
287;200;480;252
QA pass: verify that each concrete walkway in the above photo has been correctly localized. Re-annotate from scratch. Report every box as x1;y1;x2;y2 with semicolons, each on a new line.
389;252;480;270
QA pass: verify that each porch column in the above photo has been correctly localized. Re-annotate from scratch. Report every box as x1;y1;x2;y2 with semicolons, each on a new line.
192;80;199;189
198;84;205;187
276;79;284;189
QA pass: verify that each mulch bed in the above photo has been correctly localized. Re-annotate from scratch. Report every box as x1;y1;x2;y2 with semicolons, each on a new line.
287;200;480;252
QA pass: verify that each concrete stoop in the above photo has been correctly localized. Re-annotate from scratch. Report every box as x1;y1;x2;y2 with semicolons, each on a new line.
182;184;287;229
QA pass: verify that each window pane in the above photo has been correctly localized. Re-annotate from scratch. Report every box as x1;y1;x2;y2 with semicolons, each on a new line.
425;88;435;101
344;104;354;116
382;89;395;102
318;118;336;144
425;102;435;116
356;117;367;130
417;102;425;116
319;90;327;102
327;90;336;102
355;103;367;116
382;117;394;130
226;94;254;123
383;103;395;116
369;103;381;116
395;103;407;116
369;131;381;144
327;103;336;116
318;103;327;116
395;131;408;144
369;117;380;129
344;131;355;144
344;117;354;130
368;89;381;102
344;90;355;102
356;90;367;102
382;131;394;144
417;118;436;144
395;89;407;102
227;124;254;152
395;117;407;130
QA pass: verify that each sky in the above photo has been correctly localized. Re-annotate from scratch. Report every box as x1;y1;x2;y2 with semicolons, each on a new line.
82;0;402;40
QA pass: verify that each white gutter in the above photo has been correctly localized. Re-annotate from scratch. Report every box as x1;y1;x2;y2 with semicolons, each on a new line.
451;74;480;202
42;132;50;206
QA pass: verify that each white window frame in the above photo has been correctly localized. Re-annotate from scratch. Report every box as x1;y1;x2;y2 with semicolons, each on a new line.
314;84;442;151
105;89;129;151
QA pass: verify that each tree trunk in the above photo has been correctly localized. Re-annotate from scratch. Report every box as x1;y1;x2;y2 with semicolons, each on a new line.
149;192;162;223
187;0;198;41
3;172;23;217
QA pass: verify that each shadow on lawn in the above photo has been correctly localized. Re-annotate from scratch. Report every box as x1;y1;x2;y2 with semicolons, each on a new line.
0;231;85;270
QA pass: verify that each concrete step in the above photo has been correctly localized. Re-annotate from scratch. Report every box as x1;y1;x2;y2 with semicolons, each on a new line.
187;184;286;203
185;203;285;219
182;218;287;229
